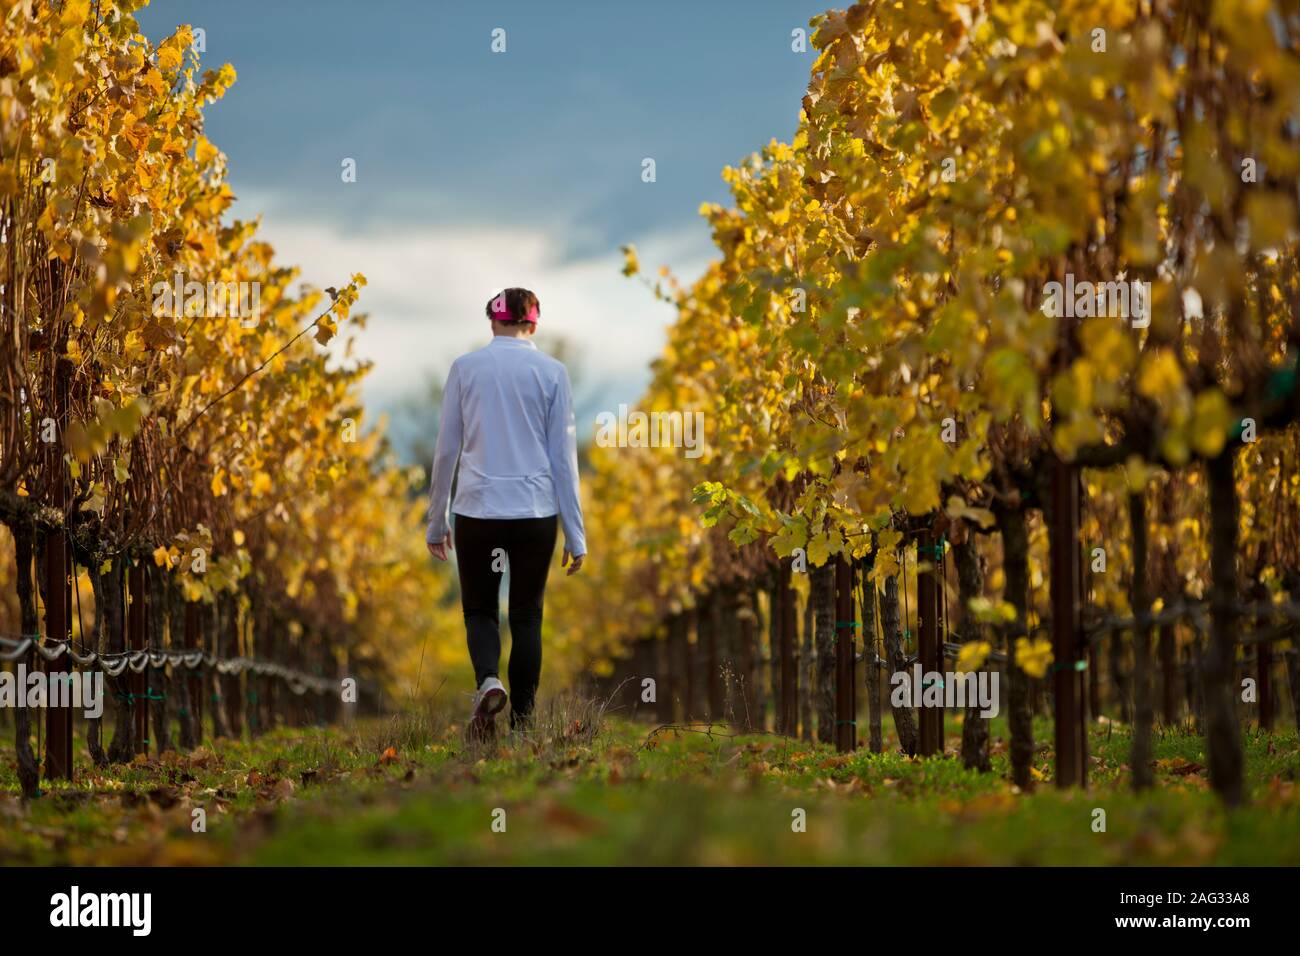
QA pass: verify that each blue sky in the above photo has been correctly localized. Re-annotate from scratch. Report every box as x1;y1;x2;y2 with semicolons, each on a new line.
136;0;828;456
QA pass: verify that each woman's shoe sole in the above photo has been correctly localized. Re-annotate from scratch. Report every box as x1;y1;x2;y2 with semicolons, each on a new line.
474;687;507;719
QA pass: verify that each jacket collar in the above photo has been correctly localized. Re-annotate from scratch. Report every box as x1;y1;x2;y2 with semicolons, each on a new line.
490;336;538;350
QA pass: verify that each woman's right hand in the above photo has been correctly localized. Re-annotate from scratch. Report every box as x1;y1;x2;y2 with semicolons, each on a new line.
562;549;584;575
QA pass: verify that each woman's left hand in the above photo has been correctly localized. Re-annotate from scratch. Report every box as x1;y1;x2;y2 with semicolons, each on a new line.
427;532;453;561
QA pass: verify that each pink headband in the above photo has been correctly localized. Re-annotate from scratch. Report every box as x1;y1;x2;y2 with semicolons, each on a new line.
490;297;538;324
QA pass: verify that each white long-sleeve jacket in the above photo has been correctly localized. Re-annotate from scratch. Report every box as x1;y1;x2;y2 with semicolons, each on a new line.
425;336;586;556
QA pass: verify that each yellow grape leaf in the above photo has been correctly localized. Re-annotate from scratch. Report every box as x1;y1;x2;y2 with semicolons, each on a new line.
1015;637;1053;679
771;518;808;558
1136;349;1184;399
315;316;337;345
956;640;992;673
806;532;831;567
1190;389;1235;458
620;245;640;277
877;528;903;554
968;596;1016;623
1079;317;1137;376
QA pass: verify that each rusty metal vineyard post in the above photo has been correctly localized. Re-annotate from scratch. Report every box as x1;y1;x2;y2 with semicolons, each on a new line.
1050;457;1088;787
43;352;74;781
223;597;244;738
778;557;798;735
916;527;942;756
128;561;148;755
738;597;758;730
834;553;857;753
711;593;727;721
42;498;73;779
682;607;696;721
184;602;204;745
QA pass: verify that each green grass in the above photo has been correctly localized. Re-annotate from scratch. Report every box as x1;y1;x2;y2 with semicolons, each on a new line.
2;705;1298;865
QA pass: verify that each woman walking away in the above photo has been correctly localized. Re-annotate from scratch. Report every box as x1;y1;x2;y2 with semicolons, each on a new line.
425;288;586;741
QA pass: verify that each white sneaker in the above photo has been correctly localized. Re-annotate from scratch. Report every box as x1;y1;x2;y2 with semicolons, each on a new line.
471;676;507;721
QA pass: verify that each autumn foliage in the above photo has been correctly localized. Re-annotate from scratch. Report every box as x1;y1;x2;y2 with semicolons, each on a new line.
0;0;465;793
563;0;1300;805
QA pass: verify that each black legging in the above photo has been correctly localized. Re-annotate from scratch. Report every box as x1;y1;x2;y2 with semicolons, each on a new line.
453;513;557;724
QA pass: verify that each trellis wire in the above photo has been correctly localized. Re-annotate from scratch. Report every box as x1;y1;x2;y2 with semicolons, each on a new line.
0;633;333;695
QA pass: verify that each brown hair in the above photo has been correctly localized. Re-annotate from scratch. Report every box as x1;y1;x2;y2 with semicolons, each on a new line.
485;287;540;326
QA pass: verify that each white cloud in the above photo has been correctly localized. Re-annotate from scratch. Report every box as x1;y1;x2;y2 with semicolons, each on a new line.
236;193;716;416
